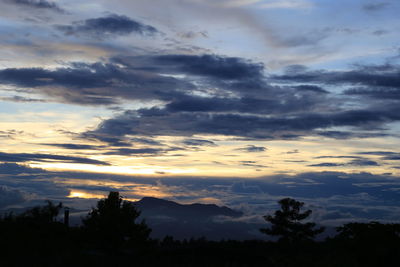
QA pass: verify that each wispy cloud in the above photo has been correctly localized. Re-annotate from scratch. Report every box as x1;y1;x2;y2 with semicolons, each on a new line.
259;0;313;9
0;152;109;165
362;2;390;11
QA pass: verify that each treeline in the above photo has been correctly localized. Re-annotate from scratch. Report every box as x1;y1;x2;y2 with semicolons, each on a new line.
1;192;400;267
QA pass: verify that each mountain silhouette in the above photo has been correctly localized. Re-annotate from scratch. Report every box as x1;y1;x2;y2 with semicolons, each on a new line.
134;197;264;240
1;197;264;240
135;197;243;219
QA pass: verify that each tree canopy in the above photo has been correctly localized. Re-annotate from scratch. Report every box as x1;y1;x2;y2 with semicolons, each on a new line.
260;198;324;243
82;191;151;247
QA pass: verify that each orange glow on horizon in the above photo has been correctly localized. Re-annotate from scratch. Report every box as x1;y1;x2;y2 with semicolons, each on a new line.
67;191;105;199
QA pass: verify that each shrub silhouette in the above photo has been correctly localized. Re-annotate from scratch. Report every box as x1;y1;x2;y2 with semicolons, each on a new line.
335;221;400;244
260;198;324;243
0;200;71;266
82;191;151;248
331;222;400;266
18;200;63;224
2;195;400;266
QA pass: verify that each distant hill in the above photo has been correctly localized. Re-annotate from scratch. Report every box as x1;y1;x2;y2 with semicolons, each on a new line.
134;197;265;241
135;197;243;218
1;196;267;240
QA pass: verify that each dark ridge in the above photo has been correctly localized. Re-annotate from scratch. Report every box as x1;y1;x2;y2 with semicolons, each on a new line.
135;197;243;218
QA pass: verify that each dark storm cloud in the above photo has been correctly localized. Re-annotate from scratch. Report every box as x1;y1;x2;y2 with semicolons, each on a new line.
237;145;267;152
40;143;105;150
0;180;69;206
0;186;29;209
1;165;398;203
273;63;400;89
78;135;163;148
294;85;328;94
56;14;158;39
0;163;123;191
0;152;109;165
358;151;399;156
317;131;357;139
104;148;165;156
0;64;111;88
315;156;361;159
151;54;264;80
81;133;138;147
0;53;270;108
165;96;233;112
164;92;326;114
309;163;344;167
0;163;44;174
112;53;270;96
383;155;400;160
357;151;400;161
86;104;400;141
182;139;216;147
2;163;400;224
309;159;379;167
3;53;400;142
345;87;400;100
273;63;400;102
230;182;263;194
348;159;380;166
5;0;64;12
165;96;281;113
0;54;327;112
0;62;186;105
130;138;164;146
317;131;389;139
253;171;400;200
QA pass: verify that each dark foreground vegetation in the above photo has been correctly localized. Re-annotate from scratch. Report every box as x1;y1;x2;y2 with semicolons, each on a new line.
1;192;400;267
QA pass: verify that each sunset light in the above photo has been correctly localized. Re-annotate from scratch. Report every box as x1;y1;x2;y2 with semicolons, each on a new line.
1;0;400;231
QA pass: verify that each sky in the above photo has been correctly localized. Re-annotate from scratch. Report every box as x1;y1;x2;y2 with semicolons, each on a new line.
1;0;400;226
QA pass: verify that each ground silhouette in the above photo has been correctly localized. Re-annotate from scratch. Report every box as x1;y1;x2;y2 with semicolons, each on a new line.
1;192;400;266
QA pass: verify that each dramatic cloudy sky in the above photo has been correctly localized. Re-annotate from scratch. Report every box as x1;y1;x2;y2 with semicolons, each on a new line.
1;0;400;225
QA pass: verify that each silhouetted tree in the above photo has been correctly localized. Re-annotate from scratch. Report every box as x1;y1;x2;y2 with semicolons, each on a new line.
332;222;400;266
82;191;151;248
336;221;400;243
260;198;324;243
0;200;71;267
19;200;63;224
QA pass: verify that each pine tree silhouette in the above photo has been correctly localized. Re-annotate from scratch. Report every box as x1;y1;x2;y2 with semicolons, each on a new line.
260;198;324;243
